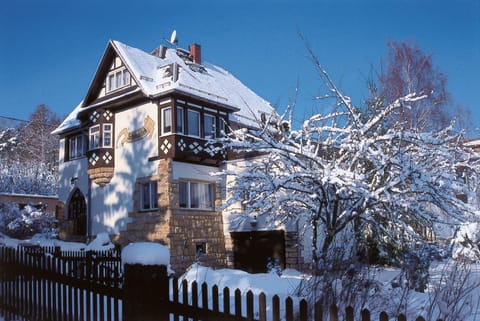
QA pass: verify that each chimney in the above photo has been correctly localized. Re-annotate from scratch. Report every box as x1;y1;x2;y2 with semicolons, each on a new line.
189;43;201;64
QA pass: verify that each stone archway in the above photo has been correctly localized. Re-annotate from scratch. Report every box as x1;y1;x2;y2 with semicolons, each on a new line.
67;188;87;236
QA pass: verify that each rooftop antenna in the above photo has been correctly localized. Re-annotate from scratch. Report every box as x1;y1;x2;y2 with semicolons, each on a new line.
165;29;178;47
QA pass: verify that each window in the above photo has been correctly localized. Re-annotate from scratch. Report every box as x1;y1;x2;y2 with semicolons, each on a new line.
187;110;200;137
219;118;227;137
162;107;172;135
179;181;214;209
176;107;184;134
69;135;85;159
141;181;158;210
107;68;130;92
204;114;216;139
103;124;112;147
89;125;100;150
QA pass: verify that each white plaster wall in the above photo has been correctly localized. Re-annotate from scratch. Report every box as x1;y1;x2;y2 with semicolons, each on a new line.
90;102;159;235
172;161;221;182
57;138;89;217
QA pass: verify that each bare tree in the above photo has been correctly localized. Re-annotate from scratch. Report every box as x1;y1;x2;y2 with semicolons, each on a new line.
15;104;60;167
377;41;471;132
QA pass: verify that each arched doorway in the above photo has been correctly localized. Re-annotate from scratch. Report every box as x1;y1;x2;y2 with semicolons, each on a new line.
67;188;87;236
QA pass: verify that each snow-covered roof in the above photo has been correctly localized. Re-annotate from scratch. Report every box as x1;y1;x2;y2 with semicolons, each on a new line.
53;40;274;134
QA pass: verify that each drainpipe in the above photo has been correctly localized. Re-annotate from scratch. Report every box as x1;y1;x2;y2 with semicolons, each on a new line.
87;176;93;241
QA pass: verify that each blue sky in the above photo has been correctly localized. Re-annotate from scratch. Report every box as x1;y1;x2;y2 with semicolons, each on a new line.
1;0;479;135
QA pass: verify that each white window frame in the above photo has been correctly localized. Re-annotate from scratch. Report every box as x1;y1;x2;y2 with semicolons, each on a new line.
176;106;184;134
219;117;227;137
140;181;158;211
204;114;216;139
106;68;130;93
89;125;100;150
162;107;172;135
187;109;200;137
69;134;85;160
103;123;112;148
179;181;214;210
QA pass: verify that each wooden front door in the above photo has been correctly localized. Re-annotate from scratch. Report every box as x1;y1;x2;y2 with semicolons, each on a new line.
68;189;87;236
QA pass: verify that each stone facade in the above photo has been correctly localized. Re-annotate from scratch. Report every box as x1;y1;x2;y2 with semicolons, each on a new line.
118;158;228;274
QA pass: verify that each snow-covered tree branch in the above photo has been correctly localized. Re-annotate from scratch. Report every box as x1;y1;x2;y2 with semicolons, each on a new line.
218;56;479;276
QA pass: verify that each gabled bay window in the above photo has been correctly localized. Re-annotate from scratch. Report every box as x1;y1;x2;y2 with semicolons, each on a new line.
179;181;215;210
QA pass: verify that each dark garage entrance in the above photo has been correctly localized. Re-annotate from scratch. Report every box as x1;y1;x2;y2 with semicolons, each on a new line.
231;230;285;273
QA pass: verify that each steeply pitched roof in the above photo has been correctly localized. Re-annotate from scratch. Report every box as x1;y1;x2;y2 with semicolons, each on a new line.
53;40;274;135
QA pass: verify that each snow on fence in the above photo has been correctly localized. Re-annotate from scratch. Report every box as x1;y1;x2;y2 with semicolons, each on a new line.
0;246;438;321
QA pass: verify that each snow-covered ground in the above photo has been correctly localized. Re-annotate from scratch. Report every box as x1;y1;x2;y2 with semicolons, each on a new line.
1;233;480;321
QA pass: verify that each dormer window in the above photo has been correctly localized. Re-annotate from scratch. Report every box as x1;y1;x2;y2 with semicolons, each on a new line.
107;68;130;92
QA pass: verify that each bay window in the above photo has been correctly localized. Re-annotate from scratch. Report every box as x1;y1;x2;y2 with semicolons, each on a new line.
88;123;113;150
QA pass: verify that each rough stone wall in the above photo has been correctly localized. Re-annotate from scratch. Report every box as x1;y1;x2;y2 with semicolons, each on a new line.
284;231;306;271
118;158;228;274
118;159;171;247
168;180;228;273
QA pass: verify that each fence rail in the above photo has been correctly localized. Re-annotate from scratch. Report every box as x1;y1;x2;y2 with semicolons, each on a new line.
0;246;440;321
0;246;122;321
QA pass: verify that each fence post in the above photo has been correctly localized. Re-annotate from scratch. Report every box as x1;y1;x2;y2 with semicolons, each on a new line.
123;264;169;321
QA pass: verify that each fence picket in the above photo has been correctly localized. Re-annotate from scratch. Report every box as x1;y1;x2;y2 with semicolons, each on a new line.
223;287;230;315
259;292;267;321
272;295;280;321
246;290;254;321
1;245;434;321
285;296;293;321
361;308;370;321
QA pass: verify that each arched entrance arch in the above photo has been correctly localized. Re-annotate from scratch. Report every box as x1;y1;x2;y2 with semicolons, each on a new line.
67;188;87;236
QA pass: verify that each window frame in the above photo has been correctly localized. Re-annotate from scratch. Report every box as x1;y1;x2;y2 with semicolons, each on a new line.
103;123;113;148
176;106;184;134
178;181;215;210
68;134;85;160
106;68;130;93
187;109;201;137
89;125;101;150
162;107;173;136
140;181;159;211
204;113;216;139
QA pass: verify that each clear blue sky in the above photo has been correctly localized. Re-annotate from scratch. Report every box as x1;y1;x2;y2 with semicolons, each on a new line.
1;0;479;135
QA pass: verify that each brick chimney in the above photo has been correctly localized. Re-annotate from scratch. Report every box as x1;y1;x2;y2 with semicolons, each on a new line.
189;43;201;64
